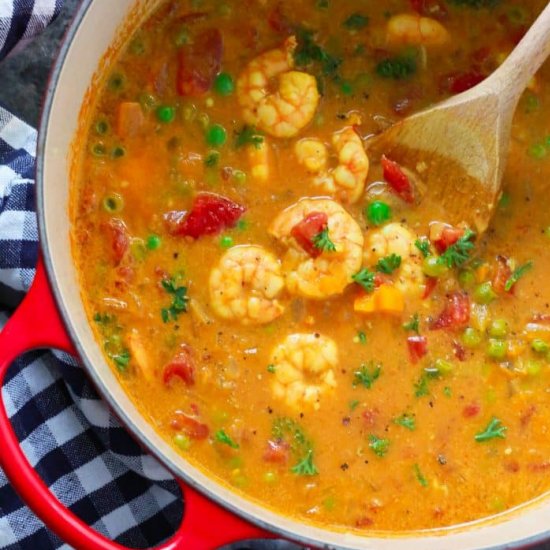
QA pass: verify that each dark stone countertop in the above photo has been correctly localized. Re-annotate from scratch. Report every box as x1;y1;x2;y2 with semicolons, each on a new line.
0;3;548;550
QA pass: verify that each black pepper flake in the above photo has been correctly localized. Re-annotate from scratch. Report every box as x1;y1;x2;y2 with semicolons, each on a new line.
267;407;273;414
173;252;179;259
340;463;349;471
429;401;434;408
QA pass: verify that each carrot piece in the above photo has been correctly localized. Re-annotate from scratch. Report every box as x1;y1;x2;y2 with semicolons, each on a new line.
116;101;144;138
354;284;405;315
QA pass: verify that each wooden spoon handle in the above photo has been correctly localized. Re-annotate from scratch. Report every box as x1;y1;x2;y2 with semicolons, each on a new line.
486;2;550;107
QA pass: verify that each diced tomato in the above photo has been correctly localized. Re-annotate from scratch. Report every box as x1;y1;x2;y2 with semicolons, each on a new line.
167;193;246;239
105;218;129;265
177;28;223;96
423;277;437;300
374;273;391;288
431;292;471;330
163;344;195;386
291;211;328;258
453;340;467;361
462;403;480;418
410;0;447;19
492;255;512;294
504;461;520;473
355;516;374;528
170;411;209;440
520;405;537;428
381;155;415;204
407;336;428;363
442;71;485;95
432;226;464;254
263;439;290;463
362;408;379;428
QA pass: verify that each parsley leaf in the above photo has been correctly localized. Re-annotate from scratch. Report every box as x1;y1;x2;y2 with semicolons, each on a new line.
368;435;390;457
267;364;276;373
437;230;476;268
291;449;318;476
415;238;431;258
161;277;189;322
272;418;318;475
204;150;220;167
343;13;369;30
377;253;402;274
294;28;342;80
475;417;507;442
376;55;417;79
352;268;376;292
353;361;381;388
313;227;337;252
403;313;420;334
414;370;440;398
357;331;368;345
504;261;533;292
215;430;240;449
349;399;360;411
235;125;264;149
413;464;428;487
394;413;416;431
111;349;131;372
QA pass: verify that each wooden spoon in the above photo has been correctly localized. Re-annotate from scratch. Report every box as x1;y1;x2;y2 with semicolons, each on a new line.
368;3;550;233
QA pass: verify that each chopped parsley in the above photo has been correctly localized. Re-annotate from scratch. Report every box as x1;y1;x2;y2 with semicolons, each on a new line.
161;277;189;322
415;238;431;258
235;125;264;149
312;227;337;253
376;55;417;80
504;261;533;292
475;417;507;442
352;268;376;293
413;464;428;487
267;364;276;373
368;435;390;457
215;430;240;449
110;350;130;372
294;28;342;80
349;399;361;411
204;150;220;168
437;230;476;268
291;449;318;476
357;331;368;345
353;361;381;389
377;253;402;274
94;312;114;325
414;368;441;398
343;13;369;30
272;417;318;476
394;413;416;431
403;313;420;334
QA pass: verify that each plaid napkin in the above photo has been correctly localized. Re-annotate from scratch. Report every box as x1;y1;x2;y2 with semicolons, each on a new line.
0;2;184;549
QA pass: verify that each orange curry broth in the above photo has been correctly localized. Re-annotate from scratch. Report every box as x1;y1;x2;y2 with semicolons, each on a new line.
72;0;550;533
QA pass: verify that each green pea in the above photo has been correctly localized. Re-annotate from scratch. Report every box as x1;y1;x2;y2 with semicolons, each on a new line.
103;193;124;213
474;282;498;305
214;73;235;96
220;235;234;249
156;105;176;124
206;124;227;146
340;81;354;95
422;256;449;278
174;434;191;451
95;118;110;135
526;359;542;376
488;319;508;338
462;327;482;349
233;170;247;185
263;471;278;484
111;146;126;159
528;143;547;159
531;339;550;354
91;142;107;157
366;201;391;226
487;338;507;360
146;235;162;251
458;270;475;288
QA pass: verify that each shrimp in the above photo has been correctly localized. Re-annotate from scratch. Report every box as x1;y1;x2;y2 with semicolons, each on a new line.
209;245;285;325
364;223;426;298
269;198;364;299
295;138;328;174
311;127;369;204
386;13;450;48
270;333;338;410
237;36;320;138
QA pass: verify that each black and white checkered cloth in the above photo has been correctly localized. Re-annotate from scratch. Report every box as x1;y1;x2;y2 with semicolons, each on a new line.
0;2;184;548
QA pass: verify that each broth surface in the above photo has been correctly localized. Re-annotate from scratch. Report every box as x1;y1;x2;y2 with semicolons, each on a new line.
72;0;550;533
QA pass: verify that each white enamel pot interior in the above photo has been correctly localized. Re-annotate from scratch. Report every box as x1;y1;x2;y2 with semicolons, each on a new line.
36;0;550;548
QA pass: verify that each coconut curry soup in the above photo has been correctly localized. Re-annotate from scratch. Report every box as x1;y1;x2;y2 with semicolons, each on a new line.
72;0;550;534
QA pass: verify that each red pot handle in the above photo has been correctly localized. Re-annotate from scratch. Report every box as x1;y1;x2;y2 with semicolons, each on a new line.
0;257;274;549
